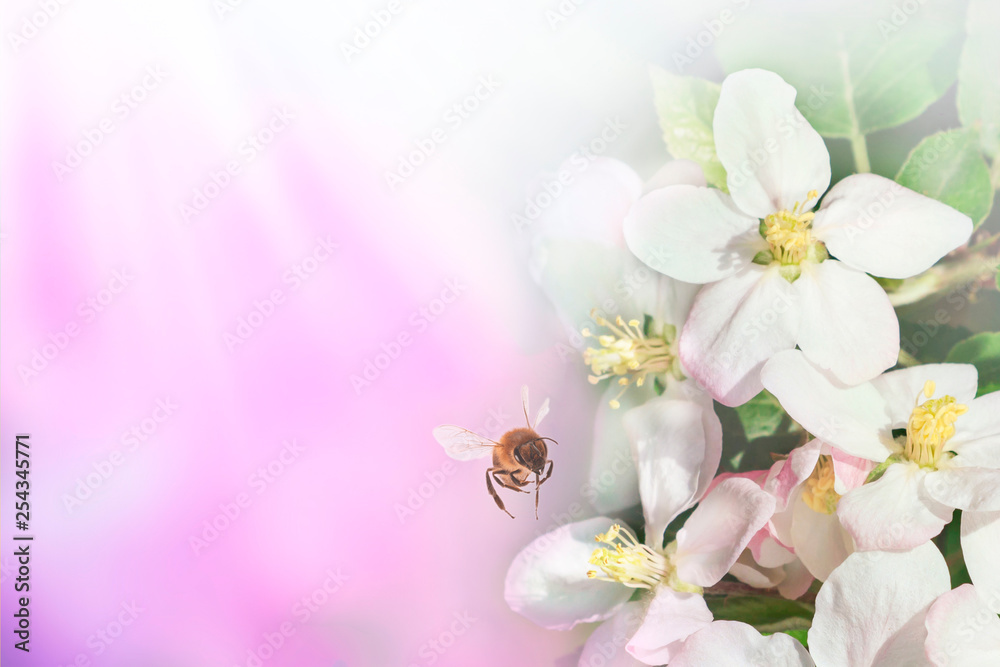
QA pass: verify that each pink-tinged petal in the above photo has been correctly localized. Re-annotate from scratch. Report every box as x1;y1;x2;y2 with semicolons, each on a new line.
829;446;876;495
777;559;816;601
578;603;647;667
794;260;899;385
675;478;777;587
624;397;722;548
924;467;1000;512
713;69;831;218
925;584;1000;667
869;363;979;426
837;463;953;551
504;517;633;630
752;533;797;568
643;159;706;193
588;383;650;514
623;185;763;284
761;350;891;461
961;511;1000;604
766;439;823;509
790;495;853;581
673;621;815;667
730;549;786;589
626;588;713;665
811;173;973;279
809;543;950;667
680;266;800;407
950;391;1000;468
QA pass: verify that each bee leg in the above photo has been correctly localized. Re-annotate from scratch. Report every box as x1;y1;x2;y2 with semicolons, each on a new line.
538;460;554;486
486;468;514;519
495;470;529;493
534;472;540;520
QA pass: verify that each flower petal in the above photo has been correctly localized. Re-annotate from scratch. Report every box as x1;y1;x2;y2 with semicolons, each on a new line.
924;467;1000;512
626;587;713;665
588;383;650;514
714;69;831;218
961;510;1000;604
578;603;647;667
808;542;950;667
623;397;722;548
950;390;1000;468
760;350;891;461
673;621;815;667
623;185;763;284
766;439;823;511
811;173;973;279
794;260;899;385
830;446;876;496
675;477;776;587
837;463;953;551
643;159;706;193
869;363;979;425
680;265;800;407
790;495;852;581
504;517;633;630
777;559;816;601
925;584;1000;667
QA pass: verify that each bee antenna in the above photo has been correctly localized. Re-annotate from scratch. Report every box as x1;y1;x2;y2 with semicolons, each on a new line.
538;437;559;446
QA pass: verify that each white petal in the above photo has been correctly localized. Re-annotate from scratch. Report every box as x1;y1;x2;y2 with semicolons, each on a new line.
680;266;800;407
588;383;650;514
794;260;899;385
811;173;973;279
729;549;786;589
760;350;891;461
578;603;647;667
924;467;1000;512
504;517;633;630
714;69;831;218
624;397;722;548
675;478;776;587
790;495;852;581
626;587;713;665
925;584;1000;667
808;543;950;667
830;446;876;496
623;185;763;284
639;274;702;334
836;463;953;551
961;510;1000;605
643;159;706;193
950;390;1000;468
766;439;823;511
777;559;816;601
673;621;815;667
869;363;979;426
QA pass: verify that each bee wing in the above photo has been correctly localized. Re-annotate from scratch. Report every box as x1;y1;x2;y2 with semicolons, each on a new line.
521;384;531;427
433;425;497;461
534;397;550;429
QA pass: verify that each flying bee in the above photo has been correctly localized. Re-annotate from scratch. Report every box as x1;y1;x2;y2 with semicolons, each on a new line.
433;386;556;519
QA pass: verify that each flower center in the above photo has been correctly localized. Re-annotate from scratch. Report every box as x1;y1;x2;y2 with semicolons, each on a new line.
582;312;680;409
755;190;827;282
903;381;968;468
586;525;701;594
801;455;840;514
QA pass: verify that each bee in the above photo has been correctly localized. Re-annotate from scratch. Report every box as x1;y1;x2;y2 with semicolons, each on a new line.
433;386;556;519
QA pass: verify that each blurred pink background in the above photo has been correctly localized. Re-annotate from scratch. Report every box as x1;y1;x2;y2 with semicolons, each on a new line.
0;1;882;665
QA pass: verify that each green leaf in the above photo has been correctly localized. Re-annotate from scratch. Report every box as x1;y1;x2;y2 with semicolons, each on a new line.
945;332;1000;395
735;390;786;441
765;629;809;649
649;67;727;189
958;0;1000;158
896;128;994;228
706;596;813;633
715;2;965;137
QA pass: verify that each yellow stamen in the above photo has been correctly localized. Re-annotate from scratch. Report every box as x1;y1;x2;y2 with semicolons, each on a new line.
903;380;968;468
762;190;823;266
802;455;840;514
586;525;702;594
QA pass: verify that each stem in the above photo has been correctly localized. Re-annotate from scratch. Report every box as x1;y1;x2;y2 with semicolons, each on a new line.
897;349;920;367
887;251;1000;307
850;132;871;173
705;580;817;607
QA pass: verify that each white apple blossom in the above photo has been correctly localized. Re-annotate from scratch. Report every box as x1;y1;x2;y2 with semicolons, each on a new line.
761;351;1000;568
624;68;973;406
